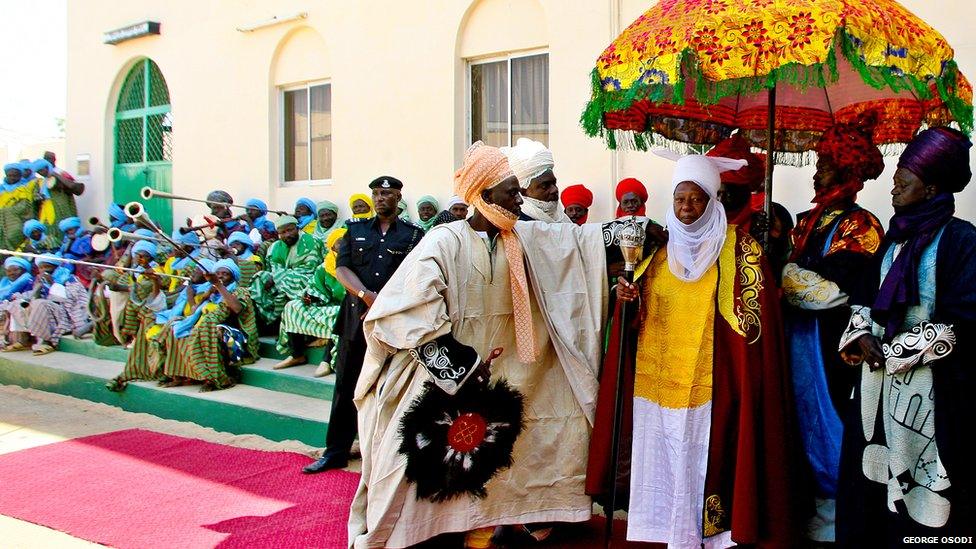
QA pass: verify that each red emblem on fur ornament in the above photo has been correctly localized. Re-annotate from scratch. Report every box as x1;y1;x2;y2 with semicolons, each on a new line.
448;413;488;453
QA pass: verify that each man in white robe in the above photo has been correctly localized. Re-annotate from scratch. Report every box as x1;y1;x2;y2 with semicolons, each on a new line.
348;142;607;548
502;138;571;224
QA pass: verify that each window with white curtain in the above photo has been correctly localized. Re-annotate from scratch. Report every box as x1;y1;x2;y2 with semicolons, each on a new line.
282;81;332;184
470;52;548;147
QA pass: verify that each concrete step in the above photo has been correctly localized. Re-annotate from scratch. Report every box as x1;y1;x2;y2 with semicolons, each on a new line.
0;350;329;446
57;336;334;401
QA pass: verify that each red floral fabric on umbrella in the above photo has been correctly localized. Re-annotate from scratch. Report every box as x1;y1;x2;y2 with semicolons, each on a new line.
582;0;972;156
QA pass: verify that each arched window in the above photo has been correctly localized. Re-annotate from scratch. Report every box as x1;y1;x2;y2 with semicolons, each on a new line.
460;0;549;147
272;27;332;186
113;59;173;231
115;59;172;164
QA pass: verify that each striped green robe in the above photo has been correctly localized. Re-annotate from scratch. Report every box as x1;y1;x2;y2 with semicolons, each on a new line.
277;264;346;354
249;233;322;324
160;286;259;388
45;181;79;241
237;254;263;287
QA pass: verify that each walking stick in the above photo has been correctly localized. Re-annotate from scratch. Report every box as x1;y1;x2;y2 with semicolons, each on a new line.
604;217;645;547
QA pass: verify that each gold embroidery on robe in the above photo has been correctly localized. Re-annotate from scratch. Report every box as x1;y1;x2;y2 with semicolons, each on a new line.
703;494;728;537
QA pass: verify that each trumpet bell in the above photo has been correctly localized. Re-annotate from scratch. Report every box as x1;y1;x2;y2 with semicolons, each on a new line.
124;201;146;219
91;233;111;252
140;186;154;200
106;227;123;243
88;216;102;226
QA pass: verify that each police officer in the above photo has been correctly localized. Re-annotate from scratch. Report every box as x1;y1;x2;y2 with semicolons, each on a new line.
303;175;424;473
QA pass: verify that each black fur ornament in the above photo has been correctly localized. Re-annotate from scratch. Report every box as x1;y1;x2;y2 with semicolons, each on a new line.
397;377;525;502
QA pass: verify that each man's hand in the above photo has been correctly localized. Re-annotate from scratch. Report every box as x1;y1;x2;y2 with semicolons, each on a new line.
855;334;886;371
470;347;504;386
302;292;313;306
362;290;378;308
616;279;639;302
263;277;275;290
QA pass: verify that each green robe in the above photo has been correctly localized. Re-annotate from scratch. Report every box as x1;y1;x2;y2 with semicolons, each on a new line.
45;178;79;241
277;264;346;354
0;179;45;252
249;233;322;324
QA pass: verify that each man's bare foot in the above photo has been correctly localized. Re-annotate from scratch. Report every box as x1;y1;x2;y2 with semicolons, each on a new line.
307;338;330;348
273;356;307;370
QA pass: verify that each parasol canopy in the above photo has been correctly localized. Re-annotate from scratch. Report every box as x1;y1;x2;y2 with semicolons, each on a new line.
582;0;973;160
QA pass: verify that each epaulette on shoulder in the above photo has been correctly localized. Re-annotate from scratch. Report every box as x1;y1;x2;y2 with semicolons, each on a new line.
345;217;369;224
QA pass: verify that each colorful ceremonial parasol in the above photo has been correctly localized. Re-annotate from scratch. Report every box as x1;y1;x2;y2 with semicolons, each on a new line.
582;0;973;222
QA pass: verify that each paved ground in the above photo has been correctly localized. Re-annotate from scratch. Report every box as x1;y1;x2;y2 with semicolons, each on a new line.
0;384;358;548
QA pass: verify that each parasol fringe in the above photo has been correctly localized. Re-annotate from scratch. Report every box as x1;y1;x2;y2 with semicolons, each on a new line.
581;29;974;151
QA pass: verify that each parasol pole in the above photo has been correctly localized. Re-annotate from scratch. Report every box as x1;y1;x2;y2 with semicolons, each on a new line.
763;85;776;251
604;287;629;547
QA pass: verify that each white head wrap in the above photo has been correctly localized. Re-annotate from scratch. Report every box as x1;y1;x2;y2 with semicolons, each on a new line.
655;151;748;282
500;138;554;188
446;195;467;208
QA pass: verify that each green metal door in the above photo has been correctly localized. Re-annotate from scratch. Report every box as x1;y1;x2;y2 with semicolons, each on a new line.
113;59;173;233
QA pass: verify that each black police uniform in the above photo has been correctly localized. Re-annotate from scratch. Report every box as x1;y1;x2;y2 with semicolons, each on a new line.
323;186;424;463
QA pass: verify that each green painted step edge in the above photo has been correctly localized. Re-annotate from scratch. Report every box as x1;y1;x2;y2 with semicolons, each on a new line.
57;338;334;401
239;366;334;401
0;355;327;447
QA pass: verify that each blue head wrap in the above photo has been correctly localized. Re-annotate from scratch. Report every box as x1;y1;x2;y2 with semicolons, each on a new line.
227;232;253;249
3;162;23;184
177;230;201;246
18;161;33;177
214;258;241;282
31;159;54;175
108;203;128;228
34;254;61;267
4;256;31;272
245;198;268;215
295;197;316;229
194;258;216;274
131;240;158;258
134;228;156;239
58;217;82;234
23;219;46;239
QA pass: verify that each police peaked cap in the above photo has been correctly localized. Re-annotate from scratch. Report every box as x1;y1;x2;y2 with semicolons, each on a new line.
368;176;403;190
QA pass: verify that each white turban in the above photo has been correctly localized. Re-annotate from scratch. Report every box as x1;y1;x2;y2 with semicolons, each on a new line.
655;151;747;282
447;195;467;208
500;138;554;188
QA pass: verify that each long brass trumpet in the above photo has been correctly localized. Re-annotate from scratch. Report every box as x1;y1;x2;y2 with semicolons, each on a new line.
123;201;211;272
179;214;248;235
107;228;226;252
140;186;289;216
0;250;191;281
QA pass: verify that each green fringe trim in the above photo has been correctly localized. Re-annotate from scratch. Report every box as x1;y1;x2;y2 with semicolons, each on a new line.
581;29;974;151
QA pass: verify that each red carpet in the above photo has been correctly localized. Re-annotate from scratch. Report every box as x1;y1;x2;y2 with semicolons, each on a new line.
0;429;358;548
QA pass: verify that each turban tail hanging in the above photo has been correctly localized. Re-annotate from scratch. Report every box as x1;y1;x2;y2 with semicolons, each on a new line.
455;142;538;363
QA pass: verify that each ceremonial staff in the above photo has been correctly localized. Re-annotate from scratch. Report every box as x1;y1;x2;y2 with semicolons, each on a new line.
605;217;645;547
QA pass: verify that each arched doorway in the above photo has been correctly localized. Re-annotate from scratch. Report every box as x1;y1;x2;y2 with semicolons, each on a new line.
113;59;173;232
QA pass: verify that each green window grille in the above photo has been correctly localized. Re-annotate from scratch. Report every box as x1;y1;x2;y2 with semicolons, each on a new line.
115;59;172;165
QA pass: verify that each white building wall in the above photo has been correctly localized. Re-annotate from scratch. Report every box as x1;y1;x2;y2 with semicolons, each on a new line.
66;0;976;227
